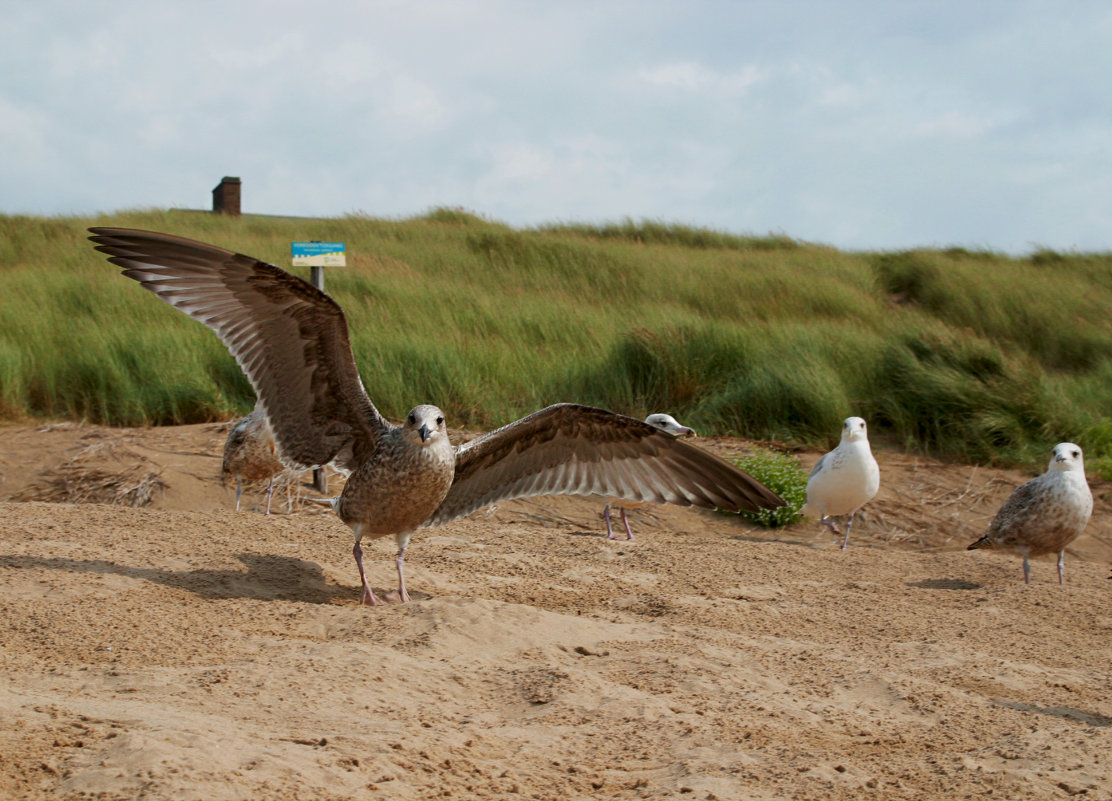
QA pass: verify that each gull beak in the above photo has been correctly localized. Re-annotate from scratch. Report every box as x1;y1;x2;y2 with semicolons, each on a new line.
418;424;431;443
681;427;696;437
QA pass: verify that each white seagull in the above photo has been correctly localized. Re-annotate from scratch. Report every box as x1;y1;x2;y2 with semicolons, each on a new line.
967;442;1092;584
89;228;785;606
603;413;695;540
801;416;880;549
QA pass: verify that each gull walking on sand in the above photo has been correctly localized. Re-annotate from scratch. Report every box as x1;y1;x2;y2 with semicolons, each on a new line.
89;228;785;606
603;413;695;540
967;442;1092;584
801;417;880;550
222;404;294;514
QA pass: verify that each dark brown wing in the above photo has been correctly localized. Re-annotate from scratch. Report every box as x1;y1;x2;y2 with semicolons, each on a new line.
88;227;385;468
425;403;785;526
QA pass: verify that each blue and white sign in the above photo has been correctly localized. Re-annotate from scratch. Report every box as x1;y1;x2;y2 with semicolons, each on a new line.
291;241;346;267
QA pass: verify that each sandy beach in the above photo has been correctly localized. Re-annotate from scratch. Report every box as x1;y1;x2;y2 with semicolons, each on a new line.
2;421;1111;800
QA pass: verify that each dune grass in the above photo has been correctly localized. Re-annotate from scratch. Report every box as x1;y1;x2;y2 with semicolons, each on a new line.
3;208;1112;469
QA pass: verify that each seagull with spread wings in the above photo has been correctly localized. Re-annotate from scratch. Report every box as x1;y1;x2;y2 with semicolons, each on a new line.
89;228;785;606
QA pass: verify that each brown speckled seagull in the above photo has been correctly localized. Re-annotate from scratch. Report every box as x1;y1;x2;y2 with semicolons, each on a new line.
967;442;1092;584
222;403;291;514
602;413;696;540
89;227;785;606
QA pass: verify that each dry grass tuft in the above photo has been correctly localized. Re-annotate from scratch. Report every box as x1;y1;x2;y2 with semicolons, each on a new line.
12;439;167;507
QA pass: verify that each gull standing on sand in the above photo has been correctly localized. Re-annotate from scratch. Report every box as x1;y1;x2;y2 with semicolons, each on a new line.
967;442;1092;584
89;228;785;606
222;404;294;515
603;413;695;540
801;417;880;549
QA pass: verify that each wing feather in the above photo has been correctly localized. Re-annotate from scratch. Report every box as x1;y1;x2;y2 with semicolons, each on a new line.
88;227;385;467
426;404;784;526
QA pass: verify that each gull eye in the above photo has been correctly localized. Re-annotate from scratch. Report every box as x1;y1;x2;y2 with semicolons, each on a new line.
407;414;416;425
436;416;444;426
1073;450;1080;458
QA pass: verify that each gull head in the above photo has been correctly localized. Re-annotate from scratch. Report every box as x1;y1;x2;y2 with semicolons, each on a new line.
841;416;869;443
1049;442;1084;473
403;404;447;447
645;413;696;438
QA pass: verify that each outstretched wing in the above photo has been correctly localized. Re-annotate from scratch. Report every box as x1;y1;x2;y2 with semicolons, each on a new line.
88;227;386;468
426;403;785;526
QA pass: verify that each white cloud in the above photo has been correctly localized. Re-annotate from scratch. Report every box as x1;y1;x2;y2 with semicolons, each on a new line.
913;110;999;139
1;1;1111;253
211;32;307;70
0;94;51;163
485;143;557;183
635;61;765;96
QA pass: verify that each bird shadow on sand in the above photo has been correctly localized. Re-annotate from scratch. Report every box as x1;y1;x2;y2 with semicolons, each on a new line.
906;578;983;590
992;700;1112;727
0;552;355;604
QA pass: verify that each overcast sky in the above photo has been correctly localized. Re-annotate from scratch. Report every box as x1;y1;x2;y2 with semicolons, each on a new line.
2;1;1110;253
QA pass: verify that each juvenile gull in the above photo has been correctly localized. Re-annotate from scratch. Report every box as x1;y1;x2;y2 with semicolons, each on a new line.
89;228;785;606
603;413;695;540
222;404;294;514
801;416;880;549
967;442;1092;584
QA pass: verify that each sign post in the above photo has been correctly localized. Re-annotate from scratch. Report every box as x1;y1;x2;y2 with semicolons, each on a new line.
291;241;347;493
292;241;347;292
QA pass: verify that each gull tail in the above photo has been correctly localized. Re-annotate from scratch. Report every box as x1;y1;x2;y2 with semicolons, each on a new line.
306;497;340;509
966;534;992;551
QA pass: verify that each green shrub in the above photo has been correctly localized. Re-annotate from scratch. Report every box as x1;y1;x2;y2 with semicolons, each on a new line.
731;450;808;528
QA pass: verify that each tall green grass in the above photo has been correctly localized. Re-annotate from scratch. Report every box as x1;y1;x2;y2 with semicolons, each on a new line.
3;208;1112;468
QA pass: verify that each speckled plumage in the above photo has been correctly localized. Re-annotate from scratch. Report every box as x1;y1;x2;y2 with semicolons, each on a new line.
968;442;1092;584
602;413;696;540
90;227;785;605
801;417;880;549
222;405;288;514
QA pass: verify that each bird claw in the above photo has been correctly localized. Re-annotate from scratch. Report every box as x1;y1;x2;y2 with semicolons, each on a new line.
360;588;386;606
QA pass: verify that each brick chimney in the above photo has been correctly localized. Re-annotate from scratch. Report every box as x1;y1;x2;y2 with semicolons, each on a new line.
212;176;241;216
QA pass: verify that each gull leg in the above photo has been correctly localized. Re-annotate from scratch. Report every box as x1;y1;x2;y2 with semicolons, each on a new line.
352;540;384;606
235;477;243;511
840;513;854;551
604;504;618;539
395;546;411;603
264;477;274;515
1057;550;1065;585
619;507;635;541
1022;554;1031;585
818;515;841;538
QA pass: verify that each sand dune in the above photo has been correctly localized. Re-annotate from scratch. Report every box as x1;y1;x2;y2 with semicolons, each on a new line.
2;422;1111;800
